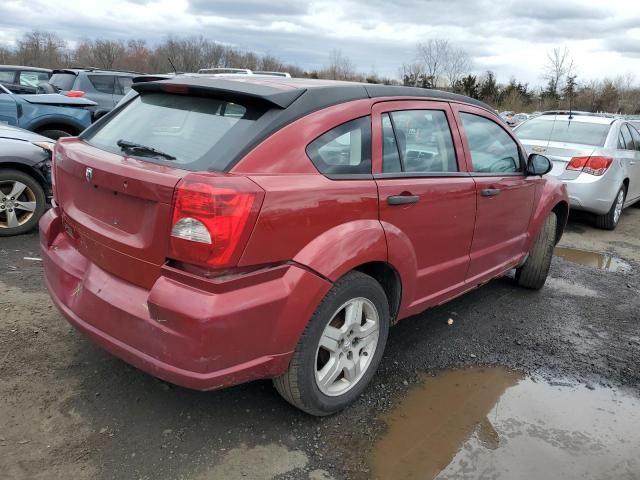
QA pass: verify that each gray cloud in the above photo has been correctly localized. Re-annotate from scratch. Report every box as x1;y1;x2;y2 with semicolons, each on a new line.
1;0;639;84
188;0;309;18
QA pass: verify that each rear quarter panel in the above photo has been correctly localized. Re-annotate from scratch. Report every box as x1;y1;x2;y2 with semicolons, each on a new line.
232;99;389;281
525;177;568;251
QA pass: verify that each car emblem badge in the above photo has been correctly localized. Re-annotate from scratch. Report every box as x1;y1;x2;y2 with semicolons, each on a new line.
532;146;546;153
85;167;93;183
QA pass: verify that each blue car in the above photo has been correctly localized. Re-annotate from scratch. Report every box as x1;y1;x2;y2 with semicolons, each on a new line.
0;83;96;139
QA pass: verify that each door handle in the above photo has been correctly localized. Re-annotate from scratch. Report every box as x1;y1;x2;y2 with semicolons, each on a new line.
480;188;501;197
387;195;419;205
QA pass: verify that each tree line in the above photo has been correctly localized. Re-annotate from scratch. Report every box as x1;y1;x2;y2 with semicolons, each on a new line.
1;30;639;114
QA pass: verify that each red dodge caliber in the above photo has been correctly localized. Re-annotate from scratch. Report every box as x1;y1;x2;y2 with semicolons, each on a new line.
40;76;568;415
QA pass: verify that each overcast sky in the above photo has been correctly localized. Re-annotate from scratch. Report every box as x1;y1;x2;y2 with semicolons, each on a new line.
2;0;640;85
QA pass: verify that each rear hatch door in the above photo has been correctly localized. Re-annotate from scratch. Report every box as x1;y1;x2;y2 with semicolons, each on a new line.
55;138;185;288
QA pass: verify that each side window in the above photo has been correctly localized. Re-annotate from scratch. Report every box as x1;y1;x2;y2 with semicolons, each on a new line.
0;71;15;84
384;110;458;173
306;117;371;175
19;71;49;87
460;112;521;173
88;75;116;94
629;124;640;152
618;132;626;150
621;124;635;151
115;76;133;95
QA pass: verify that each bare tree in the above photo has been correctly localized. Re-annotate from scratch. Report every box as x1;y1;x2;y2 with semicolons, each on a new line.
442;46;472;89
260;54;285;72
544;47;575;95
92;39;126;69
16;30;67;68
0;45;15;64
325;49;355;80
416;39;450;87
400;62;427;87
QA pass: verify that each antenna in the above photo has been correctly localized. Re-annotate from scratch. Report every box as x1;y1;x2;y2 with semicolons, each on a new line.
168;57;177;74
566;75;576;121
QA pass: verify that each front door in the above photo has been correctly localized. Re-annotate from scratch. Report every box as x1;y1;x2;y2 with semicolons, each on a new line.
452;105;537;283
373;101;477;314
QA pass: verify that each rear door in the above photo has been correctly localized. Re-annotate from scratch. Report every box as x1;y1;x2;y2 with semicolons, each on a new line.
452;104;537;283
373;100;477;311
620;123;640;203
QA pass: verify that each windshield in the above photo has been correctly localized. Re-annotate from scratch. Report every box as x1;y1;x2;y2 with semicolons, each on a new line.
516;118;610;147
84;92;261;170
49;73;77;91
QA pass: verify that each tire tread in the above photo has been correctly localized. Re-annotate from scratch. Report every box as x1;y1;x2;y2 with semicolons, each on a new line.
516;212;557;290
273;271;386;416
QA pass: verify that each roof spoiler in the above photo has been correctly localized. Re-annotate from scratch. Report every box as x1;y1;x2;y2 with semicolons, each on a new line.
132;78;305;109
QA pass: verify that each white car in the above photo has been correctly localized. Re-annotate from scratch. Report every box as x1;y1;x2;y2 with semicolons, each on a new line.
516;112;640;229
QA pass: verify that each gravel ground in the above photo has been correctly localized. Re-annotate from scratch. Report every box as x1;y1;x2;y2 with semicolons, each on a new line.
1;208;639;480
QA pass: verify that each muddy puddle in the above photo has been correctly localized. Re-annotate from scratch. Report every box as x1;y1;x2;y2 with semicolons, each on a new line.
371;368;640;480
554;247;631;273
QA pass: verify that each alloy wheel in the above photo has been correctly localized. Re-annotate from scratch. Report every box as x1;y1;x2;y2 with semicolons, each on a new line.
314;297;380;397
0;180;37;230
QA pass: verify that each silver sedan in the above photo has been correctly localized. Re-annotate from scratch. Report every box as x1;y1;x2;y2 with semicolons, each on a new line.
515;112;640;229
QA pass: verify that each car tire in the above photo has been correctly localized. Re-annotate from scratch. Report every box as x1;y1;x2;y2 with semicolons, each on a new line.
273;271;390;416
595;185;626;230
515;212;557;290
0;169;46;237
37;129;72;140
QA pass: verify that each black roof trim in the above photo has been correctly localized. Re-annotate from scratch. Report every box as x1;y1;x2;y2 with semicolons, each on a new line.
132;77;307;109
54;67;145;75
0;65;52;72
364;84;495;112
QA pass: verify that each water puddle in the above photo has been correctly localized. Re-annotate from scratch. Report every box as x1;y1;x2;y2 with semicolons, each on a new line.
371;368;640;480
554;247;631;273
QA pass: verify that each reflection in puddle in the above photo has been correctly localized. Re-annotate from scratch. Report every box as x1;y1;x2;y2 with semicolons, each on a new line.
554;247;631;272
371;368;640;480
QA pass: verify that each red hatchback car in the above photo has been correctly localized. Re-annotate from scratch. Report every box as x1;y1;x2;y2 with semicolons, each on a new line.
40;77;568;415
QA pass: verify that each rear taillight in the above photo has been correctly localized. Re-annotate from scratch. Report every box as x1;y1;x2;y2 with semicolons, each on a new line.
567;156;613;176
169;175;263;268
65;90;85;97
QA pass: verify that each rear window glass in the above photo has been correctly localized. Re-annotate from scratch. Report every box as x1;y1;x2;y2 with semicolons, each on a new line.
88;75;115;94
516;119;610;147
84;92;262;170
306;117;371;175
115;76;134;95
19;71;50;87
0;71;15;83
49;73;76;91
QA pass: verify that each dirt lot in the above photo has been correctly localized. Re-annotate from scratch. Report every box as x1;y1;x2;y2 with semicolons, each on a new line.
1;209;639;480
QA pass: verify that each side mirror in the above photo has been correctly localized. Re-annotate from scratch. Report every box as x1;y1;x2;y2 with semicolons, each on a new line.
527;153;552;176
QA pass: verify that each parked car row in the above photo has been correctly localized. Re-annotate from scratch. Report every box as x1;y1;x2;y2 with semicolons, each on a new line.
0;65;141;135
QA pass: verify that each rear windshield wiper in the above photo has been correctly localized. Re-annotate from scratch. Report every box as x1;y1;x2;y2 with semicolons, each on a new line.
116;139;176;161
